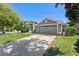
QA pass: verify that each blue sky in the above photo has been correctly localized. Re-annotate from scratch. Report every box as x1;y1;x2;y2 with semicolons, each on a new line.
8;3;68;23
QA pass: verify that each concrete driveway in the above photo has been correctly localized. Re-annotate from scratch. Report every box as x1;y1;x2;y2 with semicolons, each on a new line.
0;34;56;56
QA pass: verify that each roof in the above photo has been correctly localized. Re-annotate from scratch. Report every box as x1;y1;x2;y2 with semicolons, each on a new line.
21;20;37;24
39;18;64;25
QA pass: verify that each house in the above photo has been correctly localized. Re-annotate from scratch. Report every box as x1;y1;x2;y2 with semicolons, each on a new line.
23;18;64;35
21;20;37;33
35;18;64;35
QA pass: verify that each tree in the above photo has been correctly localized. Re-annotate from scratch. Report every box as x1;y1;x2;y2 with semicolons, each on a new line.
65;26;76;35
0;3;20;34
14;24;22;32
55;3;79;26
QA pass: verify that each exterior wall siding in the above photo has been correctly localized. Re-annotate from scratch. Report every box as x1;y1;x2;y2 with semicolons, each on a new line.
58;24;63;35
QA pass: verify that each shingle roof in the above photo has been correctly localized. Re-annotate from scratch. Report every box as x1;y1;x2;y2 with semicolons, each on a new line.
45;18;64;24
39;18;64;25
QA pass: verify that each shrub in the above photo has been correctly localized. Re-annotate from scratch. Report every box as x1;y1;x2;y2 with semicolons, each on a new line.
43;47;64;56
21;28;26;33
14;24;22;32
65;26;76;36
21;27;29;33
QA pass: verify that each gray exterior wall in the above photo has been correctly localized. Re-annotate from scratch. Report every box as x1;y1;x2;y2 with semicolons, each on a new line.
58;24;63;35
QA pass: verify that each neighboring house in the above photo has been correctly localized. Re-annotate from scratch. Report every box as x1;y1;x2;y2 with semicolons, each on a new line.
23;18;64;35
21;20;37;32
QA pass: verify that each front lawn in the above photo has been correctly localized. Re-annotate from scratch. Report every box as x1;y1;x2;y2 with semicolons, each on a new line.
0;33;30;44
43;35;79;56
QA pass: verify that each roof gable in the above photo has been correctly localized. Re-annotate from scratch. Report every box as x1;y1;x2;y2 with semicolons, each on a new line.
39;18;57;25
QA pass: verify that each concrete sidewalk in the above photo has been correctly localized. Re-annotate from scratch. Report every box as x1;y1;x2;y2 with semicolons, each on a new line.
0;34;56;56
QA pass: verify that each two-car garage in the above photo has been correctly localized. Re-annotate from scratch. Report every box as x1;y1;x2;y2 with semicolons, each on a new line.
35;24;58;35
39;25;57;35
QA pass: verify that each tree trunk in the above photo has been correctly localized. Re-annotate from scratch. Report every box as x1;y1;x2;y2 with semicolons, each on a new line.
2;30;5;34
1;27;5;34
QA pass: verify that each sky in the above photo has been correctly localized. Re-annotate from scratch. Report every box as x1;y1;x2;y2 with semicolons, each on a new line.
8;3;68;23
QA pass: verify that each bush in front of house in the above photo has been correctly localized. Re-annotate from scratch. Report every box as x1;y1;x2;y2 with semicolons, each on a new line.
21;27;29;33
21;29;26;33
21;26;25;33
14;24;29;33
65;26;76;36
14;24;22;32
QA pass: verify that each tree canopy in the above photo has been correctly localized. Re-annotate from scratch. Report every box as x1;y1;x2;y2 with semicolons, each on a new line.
0;3;20;34
55;3;79;26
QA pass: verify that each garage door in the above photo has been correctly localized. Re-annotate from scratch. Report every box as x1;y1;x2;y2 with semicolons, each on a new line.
39;25;57;35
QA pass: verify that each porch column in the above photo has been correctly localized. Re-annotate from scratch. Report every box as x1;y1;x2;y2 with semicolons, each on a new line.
39;26;40;33
57;24;59;35
61;25;63;35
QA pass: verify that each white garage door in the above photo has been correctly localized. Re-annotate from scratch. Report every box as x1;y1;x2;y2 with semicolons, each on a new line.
39;25;57;35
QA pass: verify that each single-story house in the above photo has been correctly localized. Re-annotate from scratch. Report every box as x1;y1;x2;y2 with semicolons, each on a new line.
21;20;37;32
35;18;64;35
23;18;64;35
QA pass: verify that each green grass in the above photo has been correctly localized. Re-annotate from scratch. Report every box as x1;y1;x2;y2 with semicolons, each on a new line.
43;35;79;56
0;33;30;44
